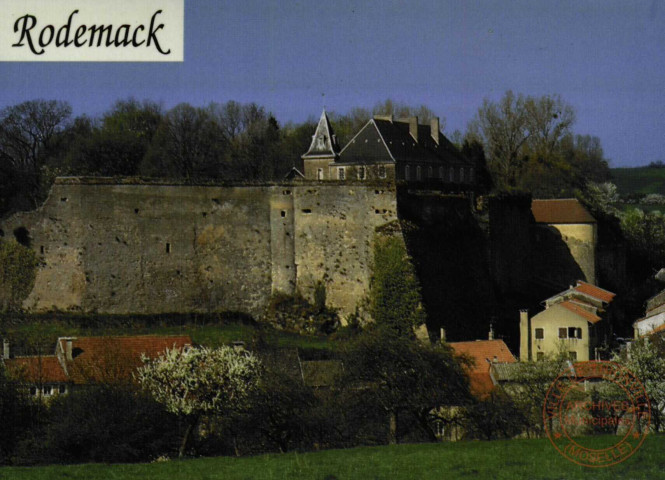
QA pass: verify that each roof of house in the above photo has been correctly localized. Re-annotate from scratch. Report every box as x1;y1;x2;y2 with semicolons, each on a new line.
531;199;596;224
4;356;68;383
449;339;516;397
59;335;191;384
558;301;602;324
573;281;615;303
338;117;470;167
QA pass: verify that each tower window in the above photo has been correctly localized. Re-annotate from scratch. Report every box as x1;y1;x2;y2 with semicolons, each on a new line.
428;166;433;178
166;243;171;254
449;167;455;182
416;166;422;181
317;168;324;180
460;167;465;182
439;166;444;179
358;166;366;180
378;165;386;179
405;165;410;180
338;167;345;180
281;210;286;218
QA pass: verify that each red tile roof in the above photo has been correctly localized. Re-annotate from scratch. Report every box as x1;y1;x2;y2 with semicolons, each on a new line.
59;335;191;384
559;301;601;324
449;340;516;398
4;356;68;383
532;199;596;224
574;281;615;304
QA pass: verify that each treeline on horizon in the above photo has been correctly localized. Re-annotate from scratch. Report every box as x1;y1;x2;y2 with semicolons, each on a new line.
0;93;611;217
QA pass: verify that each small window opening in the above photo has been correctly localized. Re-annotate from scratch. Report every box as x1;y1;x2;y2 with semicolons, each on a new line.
280;210;286;218
338;167;345;180
302;209;312;214
378;165;387;179
166;242;171;253
40;246;44;254
60;197;68;202
134;208;139;214
559;327;567;339
283;190;292;195
535;328;544;339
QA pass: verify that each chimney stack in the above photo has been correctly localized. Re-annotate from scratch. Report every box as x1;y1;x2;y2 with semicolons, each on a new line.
2;339;8;360
519;309;531;361
66;339;73;361
409;116;418;143
430;117;440;145
488;323;495;340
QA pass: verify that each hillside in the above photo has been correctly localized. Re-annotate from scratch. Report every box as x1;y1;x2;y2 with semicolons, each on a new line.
611;166;665;196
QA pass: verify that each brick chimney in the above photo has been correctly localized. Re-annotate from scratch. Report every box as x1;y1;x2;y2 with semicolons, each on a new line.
430;117;440;145
2;339;8;360
409;116;418;142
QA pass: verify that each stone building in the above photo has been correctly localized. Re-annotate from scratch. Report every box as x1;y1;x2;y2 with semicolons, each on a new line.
302;110;475;187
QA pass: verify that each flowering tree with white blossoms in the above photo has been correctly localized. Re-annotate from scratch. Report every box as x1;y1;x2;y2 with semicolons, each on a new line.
136;345;261;457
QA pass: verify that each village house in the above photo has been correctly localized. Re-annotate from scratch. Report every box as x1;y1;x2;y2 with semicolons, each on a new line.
633;287;665;338
2;335;191;399
302;109;476;187
520;280;615;362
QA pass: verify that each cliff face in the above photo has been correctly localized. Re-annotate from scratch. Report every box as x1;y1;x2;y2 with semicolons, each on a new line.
0;178;397;318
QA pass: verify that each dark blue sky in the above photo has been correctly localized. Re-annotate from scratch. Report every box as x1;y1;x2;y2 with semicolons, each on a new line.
2;0;664;167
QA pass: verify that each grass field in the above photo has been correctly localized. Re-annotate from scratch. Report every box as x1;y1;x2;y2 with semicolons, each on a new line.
611;167;665;196
3;435;665;480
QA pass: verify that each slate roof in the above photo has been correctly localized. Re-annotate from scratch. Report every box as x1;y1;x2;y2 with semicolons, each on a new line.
4;356;68;383
338;117;469;167
302;110;340;158
59;335;191;384
449;339;516;397
531;199;596;224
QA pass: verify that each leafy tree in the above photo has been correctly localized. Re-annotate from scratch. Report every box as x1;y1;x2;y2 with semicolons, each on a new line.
136;345;261;457
0;367;32;464
463;390;525;440
614;338;665;432
42;386;178;464
342;330;470;444
0;240;39;312
369;236;426;335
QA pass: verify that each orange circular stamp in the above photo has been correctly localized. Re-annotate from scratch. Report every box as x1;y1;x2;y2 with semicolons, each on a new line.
543;361;650;468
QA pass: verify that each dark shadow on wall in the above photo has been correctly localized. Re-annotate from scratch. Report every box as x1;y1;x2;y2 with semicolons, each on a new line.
531;225;585;291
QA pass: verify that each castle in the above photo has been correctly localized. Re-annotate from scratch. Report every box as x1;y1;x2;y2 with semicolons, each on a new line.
0;112;600;342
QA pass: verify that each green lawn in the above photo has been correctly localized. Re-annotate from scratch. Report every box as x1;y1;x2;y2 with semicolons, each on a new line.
3;436;665;480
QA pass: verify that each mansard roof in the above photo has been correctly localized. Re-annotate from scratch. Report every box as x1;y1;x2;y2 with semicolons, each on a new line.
302;109;340;159
338;116;469;166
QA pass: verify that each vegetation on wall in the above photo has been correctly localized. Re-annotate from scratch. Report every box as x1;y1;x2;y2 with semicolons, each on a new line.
0;239;39;312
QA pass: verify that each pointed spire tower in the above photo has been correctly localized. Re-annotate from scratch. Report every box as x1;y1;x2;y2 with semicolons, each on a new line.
302;109;340;180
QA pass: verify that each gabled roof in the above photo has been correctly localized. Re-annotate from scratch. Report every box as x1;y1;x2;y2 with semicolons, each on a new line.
574;281;615;304
531;199;596;224
449;339;516;397
558;301;602;324
302;109;340;159
4;356;68;383
58;335;191;384
338;117;470;167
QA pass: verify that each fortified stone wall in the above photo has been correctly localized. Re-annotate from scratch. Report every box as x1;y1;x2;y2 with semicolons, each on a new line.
0;178;397;318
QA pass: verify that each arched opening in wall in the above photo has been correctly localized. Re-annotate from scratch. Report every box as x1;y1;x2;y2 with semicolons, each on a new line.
13;227;30;247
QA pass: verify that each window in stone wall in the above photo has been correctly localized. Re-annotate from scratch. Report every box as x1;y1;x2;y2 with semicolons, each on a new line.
317;168;324;180
378;165;386;179
460;167;465;182
338;167;345;180
405;165;410;180
535;328;544;339
358;166;366;180
416;166;422;181
449;167;455;182
439;166;444;179
281;210;286;218
469;167;475;182
166;243;171;254
428;166;433;178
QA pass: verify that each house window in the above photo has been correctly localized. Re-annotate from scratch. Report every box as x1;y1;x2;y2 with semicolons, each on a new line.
439;166;444;179
42;385;52;396
378;165;387;179
416;166;422;181
59;385;67;394
338;167;345;180
30;386;37;396
469;167;475;182
428;166;433;178
537;352;545;361
569;351;577;361
559;327;567;339
535;328;544;340
449;167;455;182
358;166;366;180
405;165;410;180
460;167;465;182
567;327;583;339
317;168;324;180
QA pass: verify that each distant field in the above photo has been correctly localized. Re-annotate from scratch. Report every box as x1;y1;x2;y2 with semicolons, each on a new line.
3;435;665;480
611;167;665;196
